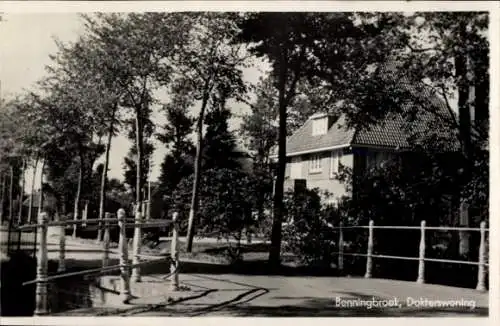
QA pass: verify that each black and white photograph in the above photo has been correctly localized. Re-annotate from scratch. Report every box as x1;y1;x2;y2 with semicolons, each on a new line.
0;1;497;320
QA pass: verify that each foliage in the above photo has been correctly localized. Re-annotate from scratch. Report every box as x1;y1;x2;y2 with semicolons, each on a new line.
173;167;254;262
81;12;193;212
237;12;401;264
281;188;338;268
240;77;278;162
165;12;250;251
203;106;241;171
122;141;154;197
395;13;489;220
157;104;196;211
237;12;325;265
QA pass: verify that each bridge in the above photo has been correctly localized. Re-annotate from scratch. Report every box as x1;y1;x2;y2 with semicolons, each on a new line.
1;212;489;317
41;233;489;317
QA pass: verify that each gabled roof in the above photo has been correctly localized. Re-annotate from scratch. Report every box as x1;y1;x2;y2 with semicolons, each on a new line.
22;191;57;208
284;63;460;156
352;74;460;151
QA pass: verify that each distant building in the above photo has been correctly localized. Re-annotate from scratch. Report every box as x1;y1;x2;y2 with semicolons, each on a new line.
21;190;58;220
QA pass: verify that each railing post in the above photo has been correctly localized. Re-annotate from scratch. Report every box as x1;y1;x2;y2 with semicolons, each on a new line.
458;201;470;256
82;202;88;228
102;212;110;268
57;213;66;272
417;220;426;284
476;221;487;291
132;205;142;282
364;220;374;279
34;212;49;316
142;200;147;220
117;208;131;303
96;211;103;244
72;211;77;239
338;221;344;272
170;212;179;291
247;228;252;245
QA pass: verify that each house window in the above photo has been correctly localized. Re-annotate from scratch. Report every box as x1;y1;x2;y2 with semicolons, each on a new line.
312;118;328;136
330;150;340;178
309;154;322;173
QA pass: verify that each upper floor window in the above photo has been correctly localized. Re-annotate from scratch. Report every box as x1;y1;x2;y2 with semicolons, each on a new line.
330;150;340;178
312;117;328;136
309;154;322;173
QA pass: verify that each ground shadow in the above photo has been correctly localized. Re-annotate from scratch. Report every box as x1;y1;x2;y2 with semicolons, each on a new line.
8;255;488;317
216;302;488;317
54;256;342;278
94;288;487;317
189;291;488;317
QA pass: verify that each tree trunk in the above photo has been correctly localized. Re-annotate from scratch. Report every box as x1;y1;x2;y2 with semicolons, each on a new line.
135;107;144;214
268;52;288;267
186;89;210;252
455;22;473;257
18;158;26;224
61;194;66;215
147;158;151;220
28;155;39;223
37;158;45;218
8;165;14;222
72;160;83;238
97;107;116;242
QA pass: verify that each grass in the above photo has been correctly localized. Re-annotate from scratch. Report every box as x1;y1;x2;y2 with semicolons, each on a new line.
140;238;275;264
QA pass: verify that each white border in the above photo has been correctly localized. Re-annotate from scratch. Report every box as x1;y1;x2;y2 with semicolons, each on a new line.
487;4;499;326
0;1;499;326
0;1;497;13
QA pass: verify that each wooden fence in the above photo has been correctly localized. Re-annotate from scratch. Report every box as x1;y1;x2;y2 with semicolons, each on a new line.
17;208;180;316
330;220;488;291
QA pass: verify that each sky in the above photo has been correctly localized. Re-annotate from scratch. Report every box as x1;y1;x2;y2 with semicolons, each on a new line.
0;13;266;192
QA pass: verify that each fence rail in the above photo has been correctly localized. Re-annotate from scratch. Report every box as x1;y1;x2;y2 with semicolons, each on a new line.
16;218;171;230
329;219;488;291
17;209;181;316
326;224;486;232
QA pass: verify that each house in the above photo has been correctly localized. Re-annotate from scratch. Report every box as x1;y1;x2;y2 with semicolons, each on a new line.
21;190;58;220
282;83;459;205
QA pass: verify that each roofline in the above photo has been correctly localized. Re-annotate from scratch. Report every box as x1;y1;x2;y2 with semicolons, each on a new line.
271;143;351;159
352;143;460;153
351;144;404;151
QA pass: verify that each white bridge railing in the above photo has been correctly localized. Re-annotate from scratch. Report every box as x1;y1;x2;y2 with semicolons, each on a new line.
17;208;181;316
329;220;488;291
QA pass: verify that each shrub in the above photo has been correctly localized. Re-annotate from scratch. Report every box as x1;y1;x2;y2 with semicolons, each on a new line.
173;168;255;263
281;188;338;268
